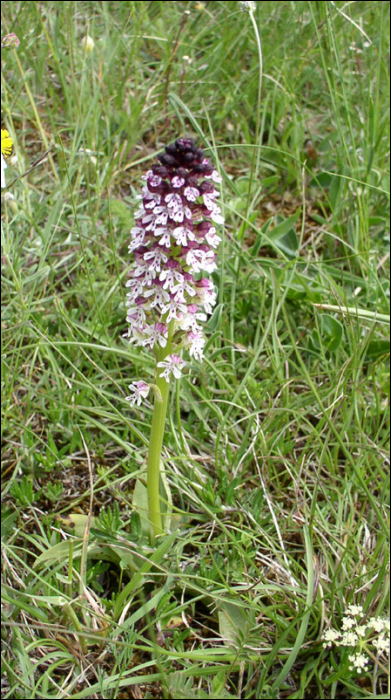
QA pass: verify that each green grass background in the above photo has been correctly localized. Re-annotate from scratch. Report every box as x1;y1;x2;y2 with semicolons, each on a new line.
1;1;390;698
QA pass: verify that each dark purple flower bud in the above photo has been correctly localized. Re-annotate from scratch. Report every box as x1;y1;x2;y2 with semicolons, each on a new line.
196;221;214;234
166;257;181;270
153;277;165;288
152;164;170;178
158;153;177;166
183;152;196;164
176;167;189;179
192;163;213;175
148;180;171;195
200;204;214;217
135;295;148;307
165;143;178;156
196;278;212;289
185;176;199;188
199;180;215;194
134;246;149;256
175;138;194;152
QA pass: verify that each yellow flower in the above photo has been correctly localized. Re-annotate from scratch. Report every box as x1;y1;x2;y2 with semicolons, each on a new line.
81;35;95;53
1;129;13;159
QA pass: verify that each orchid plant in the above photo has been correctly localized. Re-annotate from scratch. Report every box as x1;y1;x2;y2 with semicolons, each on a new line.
125;137;223;541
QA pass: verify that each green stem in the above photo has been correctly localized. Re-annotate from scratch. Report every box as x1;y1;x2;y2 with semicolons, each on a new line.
146;321;175;542
245;8;263;220
147;371;170;541
62;603;88;654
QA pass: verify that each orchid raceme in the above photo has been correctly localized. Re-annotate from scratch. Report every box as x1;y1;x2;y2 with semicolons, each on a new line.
125;137;222;397
125;137;223;540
